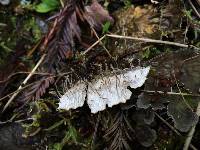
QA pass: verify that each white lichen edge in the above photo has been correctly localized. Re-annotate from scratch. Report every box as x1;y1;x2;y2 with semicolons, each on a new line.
58;66;150;113
58;82;86;110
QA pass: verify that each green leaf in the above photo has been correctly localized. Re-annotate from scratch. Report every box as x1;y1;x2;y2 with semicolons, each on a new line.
142;48;150;59
123;0;132;8
35;0;59;13
53;143;62;150
102;21;111;34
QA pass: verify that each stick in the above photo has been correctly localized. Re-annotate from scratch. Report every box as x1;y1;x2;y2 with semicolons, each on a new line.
183;102;200;150
188;0;200;19
0;72;71;102
142;90;200;97
82;33;200;55
82;34;106;54
155;112;197;150
2;54;46;112
106;34;200;50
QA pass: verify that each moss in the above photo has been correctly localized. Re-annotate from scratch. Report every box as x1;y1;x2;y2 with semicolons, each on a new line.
23;16;43;41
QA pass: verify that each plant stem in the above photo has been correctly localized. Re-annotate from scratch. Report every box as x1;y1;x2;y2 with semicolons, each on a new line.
155;112;197;150
106;34;200;50
183;102;200;150
2;54;46;112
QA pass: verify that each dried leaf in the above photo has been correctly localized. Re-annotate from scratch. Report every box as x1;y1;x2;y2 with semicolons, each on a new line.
167;96;199;132
18;0;113;103
22;76;55;102
84;0;114;30
135;125;157;147
180;55;200;94
104;111;133;150
137;49;199;109
132;108;155;125
137;92;168;110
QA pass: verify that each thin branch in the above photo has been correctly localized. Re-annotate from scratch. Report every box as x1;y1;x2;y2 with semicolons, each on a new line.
82;34;106;55
2;54;46;112
91;28;113;59
155;112;181;136
183;102;200;150
155;112;197;150
82;33;200;56
142;90;200;97
60;0;64;8
106;34;200;50
0;82;36;101
0;71;53;84
188;0;200;19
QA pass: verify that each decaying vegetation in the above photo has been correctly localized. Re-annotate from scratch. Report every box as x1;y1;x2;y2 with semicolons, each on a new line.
0;0;200;149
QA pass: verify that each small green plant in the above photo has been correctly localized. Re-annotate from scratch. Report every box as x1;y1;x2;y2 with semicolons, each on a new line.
184;9;200;26
49;121;79;150
123;0;132;8
35;0;60;13
24;17;43;41
142;46;161;59
102;21;111;34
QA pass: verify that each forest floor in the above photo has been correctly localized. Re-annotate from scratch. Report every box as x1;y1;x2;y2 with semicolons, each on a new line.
0;0;200;150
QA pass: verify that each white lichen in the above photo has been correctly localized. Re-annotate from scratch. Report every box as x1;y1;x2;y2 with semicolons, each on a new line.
58;82;86;110
0;0;10;5
58;66;150;113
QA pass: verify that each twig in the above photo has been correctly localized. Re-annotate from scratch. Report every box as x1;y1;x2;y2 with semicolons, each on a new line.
0;82;36;101
106;34;200;50
27;127;41;137
60;0;64;8
0;117;33;125
91;28;113;58
142;90;200;97
155;112;181;136
27;38;43;57
183;102;200;150
0;71;53;84
82;34;106;55
155;112;197;150
2;54;46;112
188;0;200;19
82;33;200;55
